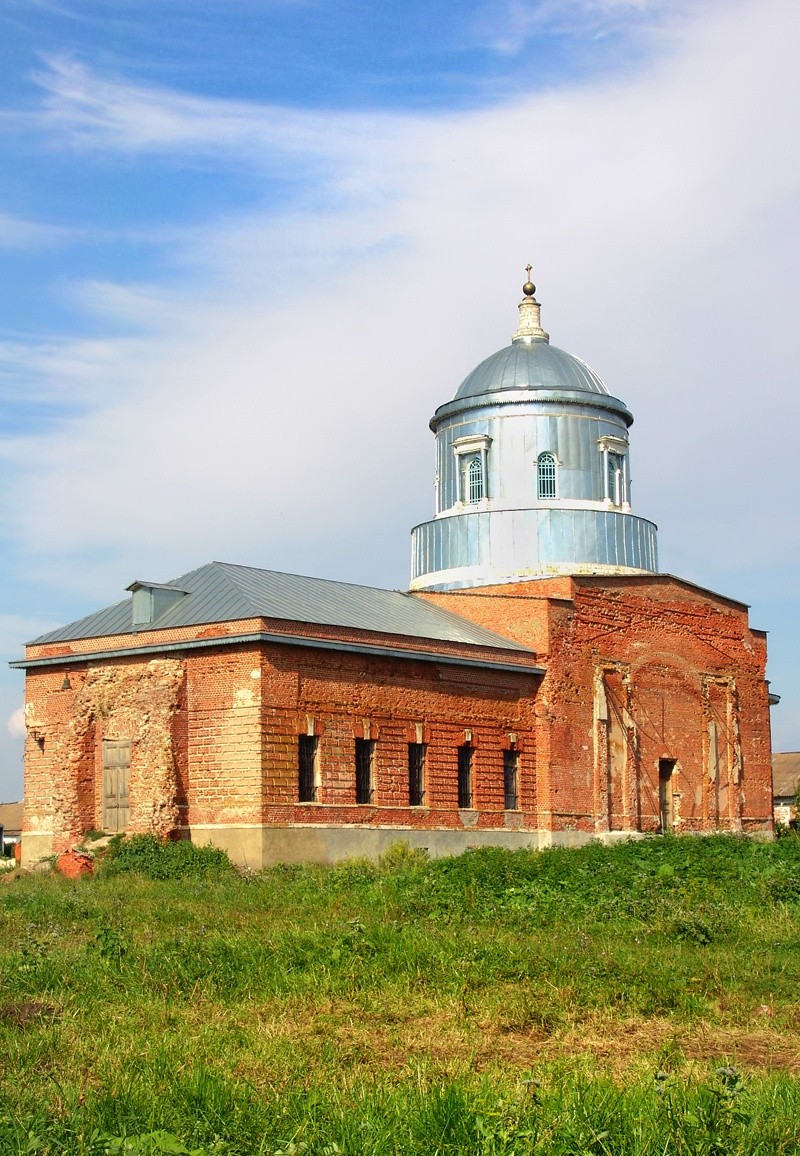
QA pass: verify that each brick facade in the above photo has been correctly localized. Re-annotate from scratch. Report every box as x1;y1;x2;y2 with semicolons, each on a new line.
18;571;773;867
422;574;773;836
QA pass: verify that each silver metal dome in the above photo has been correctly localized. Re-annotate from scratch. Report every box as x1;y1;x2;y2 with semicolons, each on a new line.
456;342;610;400
409;271;659;591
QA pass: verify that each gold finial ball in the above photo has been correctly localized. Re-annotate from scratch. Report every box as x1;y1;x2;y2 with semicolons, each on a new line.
522;280;536;297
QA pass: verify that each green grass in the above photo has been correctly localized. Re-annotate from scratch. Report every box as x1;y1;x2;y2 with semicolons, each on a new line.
2;834;800;1152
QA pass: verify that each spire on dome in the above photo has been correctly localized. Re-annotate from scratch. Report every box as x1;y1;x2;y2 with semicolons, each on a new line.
512;263;549;344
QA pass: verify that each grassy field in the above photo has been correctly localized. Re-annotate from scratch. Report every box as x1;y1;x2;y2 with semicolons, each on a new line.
2;834;800;1153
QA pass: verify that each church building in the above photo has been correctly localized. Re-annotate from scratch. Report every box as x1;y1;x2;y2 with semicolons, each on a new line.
14;273;775;868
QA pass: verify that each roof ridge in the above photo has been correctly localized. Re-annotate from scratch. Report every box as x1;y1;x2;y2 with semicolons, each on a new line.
212;559;415;599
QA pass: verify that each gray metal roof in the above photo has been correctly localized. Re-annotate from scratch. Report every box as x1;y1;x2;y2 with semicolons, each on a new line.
455;342;611;400
28;561;533;654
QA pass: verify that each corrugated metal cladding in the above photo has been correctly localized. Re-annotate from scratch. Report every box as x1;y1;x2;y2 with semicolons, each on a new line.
436;403;629;511
29;561;532;653
410;508;658;588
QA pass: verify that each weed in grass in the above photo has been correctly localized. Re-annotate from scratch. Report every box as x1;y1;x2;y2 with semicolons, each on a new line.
100;835;236;881
95;922;128;967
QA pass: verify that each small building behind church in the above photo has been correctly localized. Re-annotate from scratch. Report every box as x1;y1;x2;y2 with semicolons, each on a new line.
12;273;776;868
772;752;800;827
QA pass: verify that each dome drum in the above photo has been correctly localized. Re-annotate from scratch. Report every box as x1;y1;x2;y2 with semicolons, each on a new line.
410;507;658;591
434;399;632;514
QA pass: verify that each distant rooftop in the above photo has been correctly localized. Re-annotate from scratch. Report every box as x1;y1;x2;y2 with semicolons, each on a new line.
773;752;800;798
0;802;22;834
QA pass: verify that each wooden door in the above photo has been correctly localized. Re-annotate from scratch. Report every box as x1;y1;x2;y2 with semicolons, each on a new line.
102;740;131;833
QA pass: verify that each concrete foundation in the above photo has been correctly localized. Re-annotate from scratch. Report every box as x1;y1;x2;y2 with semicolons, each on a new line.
20;832;54;868
184;822;650;869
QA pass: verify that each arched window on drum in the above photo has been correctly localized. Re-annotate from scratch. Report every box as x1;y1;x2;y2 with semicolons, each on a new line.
537;452;557;500
467;456;484;504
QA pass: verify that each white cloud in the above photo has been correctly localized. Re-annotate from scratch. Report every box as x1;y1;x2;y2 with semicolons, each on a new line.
6;708;25;740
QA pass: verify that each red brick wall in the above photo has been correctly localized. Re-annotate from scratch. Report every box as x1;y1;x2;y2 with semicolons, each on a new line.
20;573;773;853
185;645;263;827
21;637;540;847
256;643;539;830
421;575;773;834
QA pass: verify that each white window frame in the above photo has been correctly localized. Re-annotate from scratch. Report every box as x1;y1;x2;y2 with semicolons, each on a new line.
597;435;630;509
452;435;492;506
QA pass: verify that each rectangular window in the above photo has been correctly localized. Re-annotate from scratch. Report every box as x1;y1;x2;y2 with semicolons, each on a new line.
503;749;519;810
408;742;426;806
355;738;375;804
457;744;473;809
607;452;625;505
298;734;318;802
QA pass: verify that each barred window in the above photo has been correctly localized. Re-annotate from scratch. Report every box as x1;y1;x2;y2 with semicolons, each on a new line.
537;452;557;499
457;744;473;808
467;456;484;503
298;734;318;802
408;742;426;807
503;749;519;810
355;738;375;804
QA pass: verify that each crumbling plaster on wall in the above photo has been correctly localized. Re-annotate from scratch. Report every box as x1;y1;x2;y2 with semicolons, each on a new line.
49;658;185;845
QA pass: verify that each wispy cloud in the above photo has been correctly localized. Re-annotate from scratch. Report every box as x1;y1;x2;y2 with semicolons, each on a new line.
477;0;691;54
0;210;74;249
31;55;416;172
0;334;145;407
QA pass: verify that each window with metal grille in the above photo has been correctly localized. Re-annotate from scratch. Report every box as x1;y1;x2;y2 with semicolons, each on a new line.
503;749;519;810
408;742;426;806
457;744;473;808
298;734;318;802
467;456;484;503
355;738;375;804
537;452;557;499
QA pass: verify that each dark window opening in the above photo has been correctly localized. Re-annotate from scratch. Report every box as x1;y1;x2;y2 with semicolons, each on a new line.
408;742;426;806
503;749;519;810
355;738;375;804
658;758;676;833
458;744;473;809
298;734;318;802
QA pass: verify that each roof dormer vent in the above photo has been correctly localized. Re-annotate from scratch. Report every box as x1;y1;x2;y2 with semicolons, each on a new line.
127;580;188;629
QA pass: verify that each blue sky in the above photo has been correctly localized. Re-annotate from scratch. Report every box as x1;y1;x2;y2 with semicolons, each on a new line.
0;0;798;798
